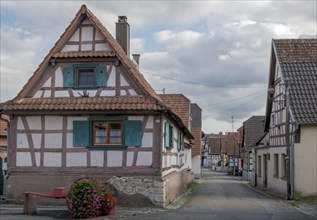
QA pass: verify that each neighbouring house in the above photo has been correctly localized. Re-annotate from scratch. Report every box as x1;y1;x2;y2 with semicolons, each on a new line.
255;39;317;198
0;5;195;207
158;94;202;178
0;116;9;196
241;116;265;181
208;136;222;170
236;125;244;174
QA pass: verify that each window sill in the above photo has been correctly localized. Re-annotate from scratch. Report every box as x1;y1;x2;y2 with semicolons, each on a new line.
281;176;287;181
88;146;128;151
273;174;279;179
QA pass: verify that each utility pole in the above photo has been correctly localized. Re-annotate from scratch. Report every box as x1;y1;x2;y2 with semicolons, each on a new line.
232;116;236;176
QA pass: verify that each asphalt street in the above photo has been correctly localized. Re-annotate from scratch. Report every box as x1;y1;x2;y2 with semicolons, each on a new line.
128;169;315;220
0;169;315;219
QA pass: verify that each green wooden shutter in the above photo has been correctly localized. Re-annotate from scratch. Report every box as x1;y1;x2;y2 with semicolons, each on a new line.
63;67;74;87
170;124;174;148
73;121;89;147
164;122;170;148
96;66;107;87
124;120;142;147
181;133;184;150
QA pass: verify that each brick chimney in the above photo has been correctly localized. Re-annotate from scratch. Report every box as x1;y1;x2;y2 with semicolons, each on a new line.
116;16;130;56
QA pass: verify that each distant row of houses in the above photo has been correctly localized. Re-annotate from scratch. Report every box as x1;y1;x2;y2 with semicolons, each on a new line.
204;39;317;199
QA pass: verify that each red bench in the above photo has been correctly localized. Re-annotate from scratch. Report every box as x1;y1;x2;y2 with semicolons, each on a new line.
23;187;67;215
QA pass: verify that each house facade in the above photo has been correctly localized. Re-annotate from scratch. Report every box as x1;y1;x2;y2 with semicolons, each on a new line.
255;39;317;198
241;116;265;181
0;5;194;207
0;116;8;196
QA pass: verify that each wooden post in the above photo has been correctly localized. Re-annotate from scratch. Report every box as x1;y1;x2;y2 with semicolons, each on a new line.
23;194;37;215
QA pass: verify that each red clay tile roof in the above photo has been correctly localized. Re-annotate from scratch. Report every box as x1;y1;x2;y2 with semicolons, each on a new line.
158;94;190;128
53;51;116;58
0;96;163;112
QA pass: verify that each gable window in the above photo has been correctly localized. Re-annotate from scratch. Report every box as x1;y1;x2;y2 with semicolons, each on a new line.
77;68;95;87
63;64;106;89
73;118;142;149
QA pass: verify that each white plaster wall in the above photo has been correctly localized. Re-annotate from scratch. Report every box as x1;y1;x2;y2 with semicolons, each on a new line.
141;133;153;147
136;152;152;166
90;151;104;167
33;91;42;98
120;75;129;86
256;147;269;188
44;152;61;167
62;45;79;52
81;27;93;41
266;147;287;195
45;134;62;148
95;43;111;51
127;152;133;166
16;152;32;166
45;116;63;130
95;30;104;41
107;151;122;167
42;77;51;87
55;67;63;87
107;68;116;87
145;116;154;129
192;155;201;178
17;133;29;148
55;91;70;97
43;90;51;98
121;90;126;95
294;125;317;196
67;153;87;167
100;90;115;96
66;134;73;148
81;44;93;51
17;117;24;130
31;134;41;149
129;89;137;95
26;116;41;130
69;29;79;41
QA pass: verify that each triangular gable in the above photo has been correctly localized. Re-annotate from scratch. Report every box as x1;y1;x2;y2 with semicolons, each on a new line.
15;5;161;103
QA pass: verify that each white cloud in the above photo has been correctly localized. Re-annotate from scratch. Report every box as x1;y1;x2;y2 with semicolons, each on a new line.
1;1;316;133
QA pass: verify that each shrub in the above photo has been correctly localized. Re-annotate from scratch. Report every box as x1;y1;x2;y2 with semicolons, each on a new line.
66;178;116;219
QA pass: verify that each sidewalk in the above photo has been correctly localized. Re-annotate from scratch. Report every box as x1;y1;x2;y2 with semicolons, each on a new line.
0;200;165;220
246;183;317;218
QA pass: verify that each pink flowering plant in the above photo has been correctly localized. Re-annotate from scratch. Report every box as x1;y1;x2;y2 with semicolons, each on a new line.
66;178;116;219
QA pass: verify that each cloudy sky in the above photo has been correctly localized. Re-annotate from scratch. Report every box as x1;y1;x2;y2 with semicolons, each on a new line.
1;0;316;133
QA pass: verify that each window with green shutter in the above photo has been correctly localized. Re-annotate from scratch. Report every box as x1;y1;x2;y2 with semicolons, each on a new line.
63;64;107;89
164;122;174;149
73;118;142;149
177;130;184;151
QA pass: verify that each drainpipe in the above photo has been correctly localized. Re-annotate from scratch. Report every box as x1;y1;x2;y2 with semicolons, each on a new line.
254;148;257;187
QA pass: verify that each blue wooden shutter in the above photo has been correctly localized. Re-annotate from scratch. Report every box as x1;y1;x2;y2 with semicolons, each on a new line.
164;122;170;148
124;120;142;147
63;67;74;87
73;121;89;147
96;66;107;87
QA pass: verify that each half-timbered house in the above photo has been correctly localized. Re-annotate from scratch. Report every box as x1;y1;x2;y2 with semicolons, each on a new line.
255;39;317;198
0;5;194;207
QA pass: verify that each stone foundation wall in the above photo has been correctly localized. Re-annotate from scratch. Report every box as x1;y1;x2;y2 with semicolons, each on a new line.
108;176;164;207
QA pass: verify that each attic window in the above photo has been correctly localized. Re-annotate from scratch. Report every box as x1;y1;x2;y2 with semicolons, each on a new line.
63;64;107;89
77;68;95;87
